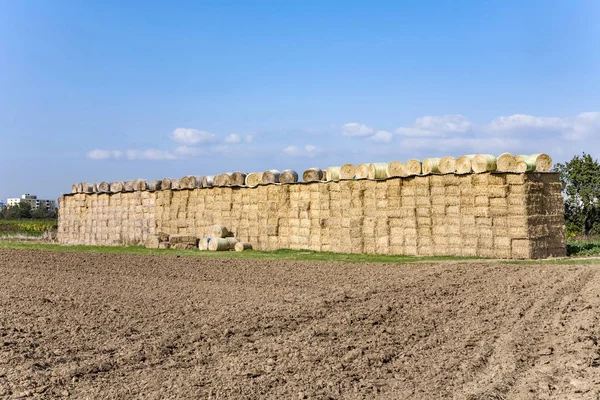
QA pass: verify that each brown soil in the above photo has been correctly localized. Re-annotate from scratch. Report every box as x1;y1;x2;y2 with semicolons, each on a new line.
1;249;600;399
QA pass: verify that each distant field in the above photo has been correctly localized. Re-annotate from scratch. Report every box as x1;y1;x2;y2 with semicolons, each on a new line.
0;219;57;237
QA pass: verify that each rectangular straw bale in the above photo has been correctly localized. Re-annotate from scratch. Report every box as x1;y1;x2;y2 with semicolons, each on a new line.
474;196;489;207
443;174;460;186
401;187;416;197
430;186;445;196
386;178;402;195
446;205;460;215
430;175;445;186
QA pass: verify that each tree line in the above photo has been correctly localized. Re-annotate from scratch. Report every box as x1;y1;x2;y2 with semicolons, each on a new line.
0;202;57;219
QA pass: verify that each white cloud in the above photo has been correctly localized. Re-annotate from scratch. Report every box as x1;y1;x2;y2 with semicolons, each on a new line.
245;135;254;143
395;114;472;137
124;149;175;160
170;128;217;145
283;145;322;158
341;122;375;137
87;149;123;160
224;133;241;144
368;130;393;143
87;149;173;160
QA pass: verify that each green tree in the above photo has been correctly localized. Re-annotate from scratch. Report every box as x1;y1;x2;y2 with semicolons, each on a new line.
555;153;600;237
3;202;32;219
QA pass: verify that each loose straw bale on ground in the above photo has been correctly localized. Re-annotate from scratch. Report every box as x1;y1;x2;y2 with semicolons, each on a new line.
280;169;299;184
231;172;247;186
340;164;355;180
198;238;209;251
405;159;422;175
472;154;497;173
234;242;253;251
110;182;124;193
262;169;280;184
212;224;230;238
496;153;516;172
145;236;160;249
439;156;456;174
245;172;262;187
422;158;441;174
386;161;407;177
368;163;388;179
456;155;476;174
355;164;370;179
97;182;110;193
302;168;323;182
326;166;341;181
208;238;231;251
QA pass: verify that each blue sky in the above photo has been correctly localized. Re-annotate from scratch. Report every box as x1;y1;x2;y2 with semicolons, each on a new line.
1;0;599;202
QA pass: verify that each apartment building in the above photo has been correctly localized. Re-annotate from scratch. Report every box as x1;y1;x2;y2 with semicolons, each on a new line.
6;194;57;210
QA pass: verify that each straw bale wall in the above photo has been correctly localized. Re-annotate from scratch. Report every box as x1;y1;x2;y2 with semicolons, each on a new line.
58;172;566;259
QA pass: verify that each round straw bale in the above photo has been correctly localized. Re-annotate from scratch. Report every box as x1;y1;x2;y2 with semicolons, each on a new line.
355;164;370;179
225;237;239;249
110;181;124;193
405;159;422;175
496;153;516;172
516;159;536;172
262;169;280;184
280;169;299;184
456;155;476;174
230;172;247;186
145;236;160;249
340;164;356;180
422;158;441;174
148;180;162;191
515;155;526;163
471;154;497;173
76;183;84;193
368;163;388;179
214;173;232;186
161;177;173;190
170;178;181;190
201;176;214;188
386;161;407;177
245;172;262;187
234;242;253;251
122;181;133;191
212;224;230;238
302;167;323;182
326;166;341;181
208;238;231;251
438;156;457;174
92;183;98;192
322;168;329;181
97;182;110;193
530;153;553;172
71;184;78;194
198;238;209;251
181;175;202;189
81;183;93;193
133;179;148;191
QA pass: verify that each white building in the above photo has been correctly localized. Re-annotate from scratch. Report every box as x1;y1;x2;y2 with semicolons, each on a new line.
6;194;56;210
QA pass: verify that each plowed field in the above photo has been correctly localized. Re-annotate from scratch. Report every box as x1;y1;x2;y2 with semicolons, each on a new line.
1;249;599;399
